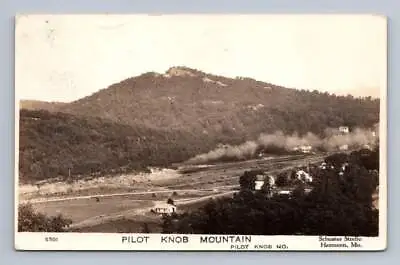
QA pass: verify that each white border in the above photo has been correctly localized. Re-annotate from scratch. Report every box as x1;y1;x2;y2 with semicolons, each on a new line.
14;14;388;251
15;234;385;251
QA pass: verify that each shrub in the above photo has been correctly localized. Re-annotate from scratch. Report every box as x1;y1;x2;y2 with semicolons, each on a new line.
141;223;151;233
275;172;289;187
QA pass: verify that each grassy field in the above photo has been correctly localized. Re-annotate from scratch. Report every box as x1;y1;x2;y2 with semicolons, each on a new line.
33;196;153;223
70;216;163;233
30;189;226;232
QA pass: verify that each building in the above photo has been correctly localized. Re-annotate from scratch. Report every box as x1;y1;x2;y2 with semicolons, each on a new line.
293;145;312;153
339;126;349;134
295;170;313;183
341;162;349;172
254;179;264;191
277;190;292;196
152;203;177;215
257;151;266;158
363;144;372;150
319;162;334;170
254;174;275;190
339;144;349;151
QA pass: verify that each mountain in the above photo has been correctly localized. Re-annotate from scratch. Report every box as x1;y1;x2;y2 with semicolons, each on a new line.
18;67;380;182
58;66;379;138
20;100;67;112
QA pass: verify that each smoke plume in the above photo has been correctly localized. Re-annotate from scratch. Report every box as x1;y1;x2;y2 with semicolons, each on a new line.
187;124;379;165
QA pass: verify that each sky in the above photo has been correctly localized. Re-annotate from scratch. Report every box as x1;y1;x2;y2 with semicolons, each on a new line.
15;14;387;102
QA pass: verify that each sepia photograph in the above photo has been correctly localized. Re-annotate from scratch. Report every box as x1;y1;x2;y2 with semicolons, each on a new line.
15;14;387;251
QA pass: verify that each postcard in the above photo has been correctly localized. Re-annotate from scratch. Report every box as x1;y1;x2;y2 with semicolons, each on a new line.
15;14;387;251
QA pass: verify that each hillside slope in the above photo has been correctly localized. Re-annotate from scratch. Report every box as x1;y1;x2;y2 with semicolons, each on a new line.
59;66;379;139
19;109;231;183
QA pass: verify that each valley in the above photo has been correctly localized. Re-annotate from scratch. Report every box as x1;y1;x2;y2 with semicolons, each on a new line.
21;153;326;233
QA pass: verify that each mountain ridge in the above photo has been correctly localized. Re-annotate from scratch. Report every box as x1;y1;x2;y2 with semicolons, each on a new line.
56;66;379;138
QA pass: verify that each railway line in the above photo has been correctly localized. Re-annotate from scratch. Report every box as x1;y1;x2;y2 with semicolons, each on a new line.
167;153;327;189
25;152;327;205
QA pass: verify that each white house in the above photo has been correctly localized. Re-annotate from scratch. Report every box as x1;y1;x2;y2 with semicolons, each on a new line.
254;174;275;190
304;188;313;194
341;162;349;172
363;144;372;150
254;180;264;191
293;145;312;153
295;170;313;183
152;203;177;215
339;144;349;151
277;190;292;196
339;126;349;134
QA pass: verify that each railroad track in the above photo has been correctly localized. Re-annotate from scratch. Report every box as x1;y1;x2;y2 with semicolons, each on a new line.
177;153;313;173
167;153;327;189
22;153;332;205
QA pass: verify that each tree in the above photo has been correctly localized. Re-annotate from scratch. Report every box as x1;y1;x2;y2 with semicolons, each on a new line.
161;214;176;233
325;153;348;168
275;172;289;187
259;177;273;197
339;163;375;205
167;198;175;205
141;223;151;233
349;147;379;171
239;170;260;191
18;203;72;232
292;183;306;198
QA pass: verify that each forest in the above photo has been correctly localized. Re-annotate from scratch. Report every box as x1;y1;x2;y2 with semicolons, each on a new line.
19;109;222;183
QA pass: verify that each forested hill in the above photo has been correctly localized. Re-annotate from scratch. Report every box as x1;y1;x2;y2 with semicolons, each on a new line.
57;66;379;139
19;109;234;183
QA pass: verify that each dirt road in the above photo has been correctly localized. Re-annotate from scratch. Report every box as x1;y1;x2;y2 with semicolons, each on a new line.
69;191;237;229
21;185;238;205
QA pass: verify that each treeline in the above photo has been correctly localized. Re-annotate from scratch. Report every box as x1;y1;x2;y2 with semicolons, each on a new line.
162;147;379;236
19;109;238;183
